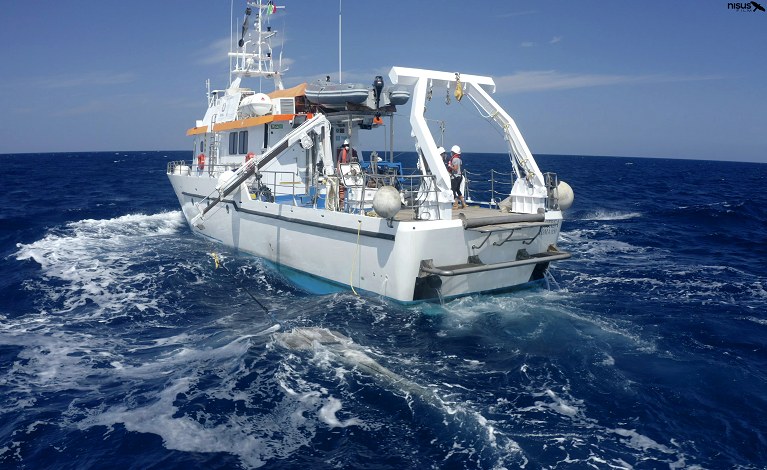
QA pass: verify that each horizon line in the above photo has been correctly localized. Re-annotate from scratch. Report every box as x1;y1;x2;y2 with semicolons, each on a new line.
0;150;762;165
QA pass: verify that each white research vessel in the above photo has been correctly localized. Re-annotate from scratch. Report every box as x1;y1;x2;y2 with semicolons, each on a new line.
167;0;574;303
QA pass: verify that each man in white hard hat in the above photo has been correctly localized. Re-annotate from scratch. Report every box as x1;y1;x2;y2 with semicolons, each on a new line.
337;139;358;167
336;139;358;210
437;146;447;167
448;145;466;209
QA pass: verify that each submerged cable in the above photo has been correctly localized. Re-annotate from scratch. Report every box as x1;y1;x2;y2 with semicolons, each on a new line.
202;237;279;328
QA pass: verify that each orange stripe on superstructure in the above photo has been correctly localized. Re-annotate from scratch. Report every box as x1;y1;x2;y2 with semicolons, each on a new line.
186;126;208;136
212;114;313;132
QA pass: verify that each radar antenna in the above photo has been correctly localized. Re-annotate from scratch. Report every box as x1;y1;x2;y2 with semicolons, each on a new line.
228;1;286;91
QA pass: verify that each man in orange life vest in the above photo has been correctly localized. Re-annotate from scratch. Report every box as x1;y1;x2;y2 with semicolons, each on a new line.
336;139;358;209
336;139;358;171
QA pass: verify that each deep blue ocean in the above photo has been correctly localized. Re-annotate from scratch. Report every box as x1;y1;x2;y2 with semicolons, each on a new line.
1;151;766;469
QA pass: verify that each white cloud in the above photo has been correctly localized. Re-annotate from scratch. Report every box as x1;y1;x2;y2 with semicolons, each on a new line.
521;42;533;47
494;70;723;94
194;37;235;66
194;35;291;69
275;57;294;71
550;36;563;43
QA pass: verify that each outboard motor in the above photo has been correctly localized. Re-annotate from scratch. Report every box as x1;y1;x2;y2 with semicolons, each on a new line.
372;76;384;109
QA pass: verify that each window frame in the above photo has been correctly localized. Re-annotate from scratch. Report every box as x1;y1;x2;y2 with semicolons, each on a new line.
239;130;248;154
229;132;238;155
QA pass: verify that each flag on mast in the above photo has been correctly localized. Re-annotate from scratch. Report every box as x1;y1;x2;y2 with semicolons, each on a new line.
265;1;276;15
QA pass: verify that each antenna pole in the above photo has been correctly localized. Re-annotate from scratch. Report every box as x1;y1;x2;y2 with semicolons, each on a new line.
229;0;234;86
339;0;342;83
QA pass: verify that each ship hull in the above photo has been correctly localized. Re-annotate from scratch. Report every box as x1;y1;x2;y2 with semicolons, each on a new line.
169;173;563;303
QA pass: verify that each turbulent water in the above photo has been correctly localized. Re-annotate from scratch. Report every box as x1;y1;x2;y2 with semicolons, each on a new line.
1;151;766;469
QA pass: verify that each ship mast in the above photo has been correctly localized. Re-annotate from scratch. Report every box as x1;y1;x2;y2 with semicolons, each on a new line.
229;0;286;91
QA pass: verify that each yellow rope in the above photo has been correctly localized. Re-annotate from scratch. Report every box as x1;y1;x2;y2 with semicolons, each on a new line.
350;221;362;295
210;252;220;269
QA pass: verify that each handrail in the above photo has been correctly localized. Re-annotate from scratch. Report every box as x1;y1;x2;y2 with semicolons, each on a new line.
344;170;439;219
169;159;560;213
169;160;442;216
462;168;515;207
543;172;561;210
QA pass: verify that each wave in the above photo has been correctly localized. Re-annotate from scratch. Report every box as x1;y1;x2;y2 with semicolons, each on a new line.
557;220;767;309
559;230;651;260
74;340;288;469
14;211;187;320
669;200;767;230
0;274;746;469
568;210;642;221
418;292;697;469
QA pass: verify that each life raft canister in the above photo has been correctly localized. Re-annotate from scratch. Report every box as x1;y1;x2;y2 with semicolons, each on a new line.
198;153;205;170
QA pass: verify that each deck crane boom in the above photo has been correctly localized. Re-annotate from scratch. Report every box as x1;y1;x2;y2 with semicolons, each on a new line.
191;114;332;228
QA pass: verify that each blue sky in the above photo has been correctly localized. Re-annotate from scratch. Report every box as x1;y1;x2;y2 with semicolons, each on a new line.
1;1;765;162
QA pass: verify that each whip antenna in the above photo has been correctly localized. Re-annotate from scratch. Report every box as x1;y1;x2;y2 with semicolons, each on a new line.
339;0;342;82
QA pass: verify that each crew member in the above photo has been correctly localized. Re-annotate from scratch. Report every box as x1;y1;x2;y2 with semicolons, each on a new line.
336;139;358;210
336;139;358;172
437;147;448;167
448;145;466;209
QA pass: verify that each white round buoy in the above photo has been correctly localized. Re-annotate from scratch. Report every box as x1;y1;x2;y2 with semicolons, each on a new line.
372;186;401;219
557;181;574;210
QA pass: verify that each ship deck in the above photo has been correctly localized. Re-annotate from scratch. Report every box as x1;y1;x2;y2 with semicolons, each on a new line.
392;205;498;222
393;205;556;231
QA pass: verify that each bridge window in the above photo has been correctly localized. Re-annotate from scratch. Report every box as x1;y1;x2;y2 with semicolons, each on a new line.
239;131;248;154
229;132;238;155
